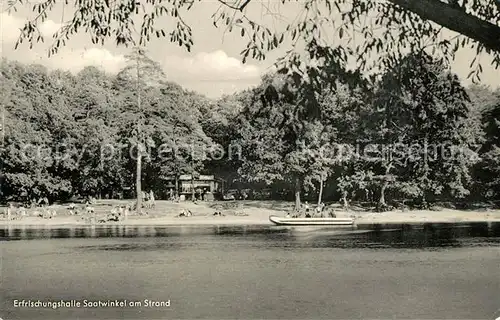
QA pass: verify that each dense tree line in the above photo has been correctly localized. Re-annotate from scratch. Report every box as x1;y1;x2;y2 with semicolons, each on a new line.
1;52;499;210
230;52;500;210
0;56;214;202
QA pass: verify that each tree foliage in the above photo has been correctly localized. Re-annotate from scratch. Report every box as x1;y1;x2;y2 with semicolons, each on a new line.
368;53;483;207
0;56;211;202
7;0;500;85
1;49;499;209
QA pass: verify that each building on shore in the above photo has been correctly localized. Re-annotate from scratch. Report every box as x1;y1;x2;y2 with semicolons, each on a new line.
162;174;225;201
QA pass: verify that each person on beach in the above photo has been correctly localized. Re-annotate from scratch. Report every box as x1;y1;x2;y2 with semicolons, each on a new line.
85;196;96;205
304;201;311;218
107;208;120;221
19;206;27;218
41;208;49;219
110;206;118;215
240;190;246;200
315;202;325;217
37;197;49;207
6;203;13;220
149;190;155;208
123;205;130;219
178;209;193;217
86;204;95;216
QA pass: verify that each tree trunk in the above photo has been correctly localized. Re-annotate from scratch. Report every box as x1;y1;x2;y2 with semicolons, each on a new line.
342;191;348;208
378;163;393;207
136;147;142;213
389;0;500;53
175;176;179;199
317;175;324;206
379;183;387;206
226;0;500;52
191;174;195;201
294;177;301;211
135;47;142;214
422;193;428;209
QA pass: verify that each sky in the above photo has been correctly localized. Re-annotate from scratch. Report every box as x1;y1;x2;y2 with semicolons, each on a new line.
1;1;499;98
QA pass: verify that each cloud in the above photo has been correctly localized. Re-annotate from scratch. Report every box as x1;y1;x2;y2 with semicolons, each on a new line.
0;13;62;43
39;20;63;38
0;12;24;43
163;50;261;81
40;47;127;74
39;48;257;96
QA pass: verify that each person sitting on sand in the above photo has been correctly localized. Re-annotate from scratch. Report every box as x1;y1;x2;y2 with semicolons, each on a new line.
286;212;291;218
107;212;119;222
85;204;95;215
328;209;337;218
40;208;50;219
178;209;193;217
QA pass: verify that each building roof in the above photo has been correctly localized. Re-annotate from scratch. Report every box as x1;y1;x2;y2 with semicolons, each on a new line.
179;174;214;181
162;175;223;181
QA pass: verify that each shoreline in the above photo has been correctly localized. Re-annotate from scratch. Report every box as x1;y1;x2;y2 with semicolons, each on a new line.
2;211;500;228
2;200;500;228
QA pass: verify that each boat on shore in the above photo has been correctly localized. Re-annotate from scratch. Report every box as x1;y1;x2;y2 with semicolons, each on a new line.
269;215;355;226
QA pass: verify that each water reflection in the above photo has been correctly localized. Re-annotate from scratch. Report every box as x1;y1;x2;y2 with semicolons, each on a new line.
1;222;499;250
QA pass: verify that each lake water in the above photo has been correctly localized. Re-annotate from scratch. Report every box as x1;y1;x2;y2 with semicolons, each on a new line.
2;223;500;319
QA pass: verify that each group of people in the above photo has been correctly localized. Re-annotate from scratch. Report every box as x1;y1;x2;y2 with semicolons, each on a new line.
105;205;132;222
2;203;26;220
10;197;50;210
167;188;214;202
142;190;156;209
2;202;57;220
287;202;331;218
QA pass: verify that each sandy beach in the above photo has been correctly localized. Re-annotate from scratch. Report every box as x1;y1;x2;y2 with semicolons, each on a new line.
1;200;500;227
